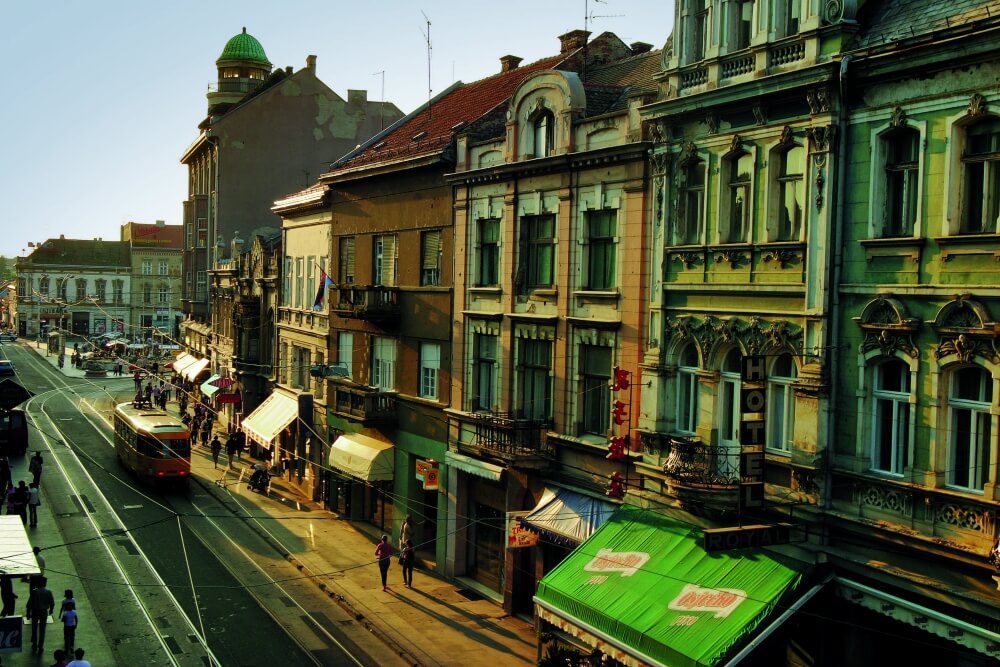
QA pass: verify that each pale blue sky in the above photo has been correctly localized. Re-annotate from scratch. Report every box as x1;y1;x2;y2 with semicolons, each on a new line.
0;0;670;258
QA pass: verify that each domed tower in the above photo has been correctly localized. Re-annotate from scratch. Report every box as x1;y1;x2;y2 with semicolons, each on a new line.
207;27;272;115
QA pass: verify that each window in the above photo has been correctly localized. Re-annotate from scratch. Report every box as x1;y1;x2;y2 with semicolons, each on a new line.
727;0;754;51
158;284;169;304
677;158;706;245
948;366;993;491
143;285;152;304
112;280;124;305
778;0;800;37
687;0;708;62
372;336;396;391
337;332;354;380
586;210;617;290
718;349;742;449
75;279;86;302
196;272;207;301
158;260;169;276
196;218;208;247
374;235;397;286
961;119;1000;234
39;277;49;299
419;342;440;399
306;256;316;309
533;111;554;158
517;215;555;292
57;278;69;302
282;258;292;305
186;222;193;250
882;128;919;237
774;145;805;241
141;260;152;276
294;258;304;309
676;344;699;434
723;151;753;243
517;338;552;422
472;333;497;412
767;353;797;453
581;345;611;435
293;346;310;389
871;359;911;474
421;230;441;286
339;237;355;284
476;219;500;287
94;280;106;302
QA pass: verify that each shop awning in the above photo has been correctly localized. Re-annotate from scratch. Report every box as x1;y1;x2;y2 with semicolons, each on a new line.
0;515;42;577
534;505;805;667
181;357;210;381
200;374;222;397
171;353;197;375
329;433;394;481
523;488;616;546
241;392;298;446
444;450;504;481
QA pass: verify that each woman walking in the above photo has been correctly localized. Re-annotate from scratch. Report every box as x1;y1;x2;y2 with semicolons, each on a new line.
374;536;393;592
400;539;414;588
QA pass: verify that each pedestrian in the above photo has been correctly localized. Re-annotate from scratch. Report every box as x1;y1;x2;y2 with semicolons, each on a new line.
374;535;393;592
60;600;77;655
225;434;236;468
210;436;222;469
26;574;55;655
0;457;12;493
151;361;159;376
0;575;16;616
29;451;43;485
58;589;75;619
234;428;247;460
66;648;91;667
133;370;142;392
400;539;415;588
151;384;161;407
28;482;40;527
189;422;199;446
399;515;413;552
51;648;69;667
200;426;210;449
144;381;153;402
14;481;27;525
6;483;23;524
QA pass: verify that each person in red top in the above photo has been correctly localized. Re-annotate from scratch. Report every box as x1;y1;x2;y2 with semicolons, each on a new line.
374;535;393;592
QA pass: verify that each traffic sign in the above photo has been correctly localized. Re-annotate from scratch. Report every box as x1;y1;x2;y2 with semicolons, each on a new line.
0;380;32;411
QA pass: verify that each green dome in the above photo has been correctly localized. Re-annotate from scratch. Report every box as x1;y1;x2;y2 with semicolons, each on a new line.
218;27;270;65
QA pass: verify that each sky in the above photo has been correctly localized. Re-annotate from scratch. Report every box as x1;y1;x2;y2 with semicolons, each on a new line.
0;0;671;259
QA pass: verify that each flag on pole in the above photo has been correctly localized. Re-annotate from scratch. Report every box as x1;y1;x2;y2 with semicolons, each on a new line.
313;269;334;310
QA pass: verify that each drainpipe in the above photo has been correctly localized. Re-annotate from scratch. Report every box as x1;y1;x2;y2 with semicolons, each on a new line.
821;55;853;542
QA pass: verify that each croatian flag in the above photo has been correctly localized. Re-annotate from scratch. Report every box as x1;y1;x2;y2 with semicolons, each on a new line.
313;269;334;310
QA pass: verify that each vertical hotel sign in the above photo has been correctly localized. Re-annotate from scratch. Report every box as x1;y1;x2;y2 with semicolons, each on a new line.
739;355;766;512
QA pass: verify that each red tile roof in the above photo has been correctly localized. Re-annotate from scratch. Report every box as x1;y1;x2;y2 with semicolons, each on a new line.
338;54;567;169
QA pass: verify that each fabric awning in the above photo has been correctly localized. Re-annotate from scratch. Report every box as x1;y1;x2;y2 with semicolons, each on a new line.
0;515;42;577
200;374;222;397
329;433;394;481
534;505;805;667
444;450;504;481
523;488;616;546
181;357;210;381
241;392;298;446
171;353;197;375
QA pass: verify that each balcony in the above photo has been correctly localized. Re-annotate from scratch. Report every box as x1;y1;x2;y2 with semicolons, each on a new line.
330;286;400;325
457;411;553;466
330;383;397;426
639;431;739;515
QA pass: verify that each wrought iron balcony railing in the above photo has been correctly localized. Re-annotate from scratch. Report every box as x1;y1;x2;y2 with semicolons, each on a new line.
330;286;400;325
330;383;397;425
467;411;552;458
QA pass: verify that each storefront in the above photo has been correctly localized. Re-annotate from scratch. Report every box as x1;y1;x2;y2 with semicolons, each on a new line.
326;433;394;532
534;505;817;666
240;391;298;462
445;451;507;597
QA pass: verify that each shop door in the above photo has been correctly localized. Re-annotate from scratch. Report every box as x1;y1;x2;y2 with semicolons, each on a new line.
511;547;536;617
419;489;438;557
468;503;504;593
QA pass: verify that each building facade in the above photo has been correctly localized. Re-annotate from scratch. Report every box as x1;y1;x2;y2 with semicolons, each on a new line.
121;221;183;342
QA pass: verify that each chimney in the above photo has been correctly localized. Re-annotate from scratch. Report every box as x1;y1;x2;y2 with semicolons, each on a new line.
559;29;591;54
156;219;165;227
285;66;292;75
500;55;523;73
306;54;317;71
348;89;367;107
630;41;654;54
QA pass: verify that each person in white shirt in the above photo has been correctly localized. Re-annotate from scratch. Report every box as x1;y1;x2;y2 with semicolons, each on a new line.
67;647;91;667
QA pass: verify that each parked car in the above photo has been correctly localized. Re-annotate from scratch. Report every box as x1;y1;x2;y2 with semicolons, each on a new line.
0;360;15;376
0;333;16;342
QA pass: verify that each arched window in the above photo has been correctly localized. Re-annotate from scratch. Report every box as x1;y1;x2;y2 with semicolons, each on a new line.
723;151;753;243
870;359;911;475
948;366;993;491
773;144;805;241
533;111;554;158
881;127;920;237
677;158;706;245
767;353;797;453
676;344;699;434
961;118;1000;234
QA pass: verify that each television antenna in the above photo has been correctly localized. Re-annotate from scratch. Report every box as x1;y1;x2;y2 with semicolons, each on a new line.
419;11;433;119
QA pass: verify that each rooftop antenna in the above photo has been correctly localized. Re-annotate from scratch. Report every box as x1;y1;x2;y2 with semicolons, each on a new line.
420;10;433;119
372;70;386;130
583;0;624;80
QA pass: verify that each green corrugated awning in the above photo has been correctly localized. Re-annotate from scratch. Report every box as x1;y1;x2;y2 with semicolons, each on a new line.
200;374;222;397
534;505;804;667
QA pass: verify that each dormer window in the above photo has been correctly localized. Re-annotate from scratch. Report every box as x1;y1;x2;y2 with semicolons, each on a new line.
533;111;555;158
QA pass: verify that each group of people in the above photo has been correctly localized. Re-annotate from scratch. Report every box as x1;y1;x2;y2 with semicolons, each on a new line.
208;428;246;470
131;372;175;411
1;451;44;528
374;516;416;591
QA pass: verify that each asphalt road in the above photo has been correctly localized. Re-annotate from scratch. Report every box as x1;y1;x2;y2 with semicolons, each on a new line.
2;341;381;666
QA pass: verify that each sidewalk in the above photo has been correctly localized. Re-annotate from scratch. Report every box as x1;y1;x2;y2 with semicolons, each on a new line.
38;342;539;666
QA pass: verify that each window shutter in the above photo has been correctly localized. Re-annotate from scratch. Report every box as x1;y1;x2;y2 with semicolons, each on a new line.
422;231;441;269
382;235;397;285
